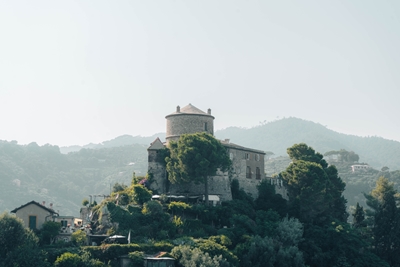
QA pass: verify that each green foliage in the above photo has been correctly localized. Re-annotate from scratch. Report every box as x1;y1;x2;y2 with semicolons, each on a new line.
112;182;127;193
166;132;231;204
54;252;83;267
39;221;62;245
281;143;347;224
352;202;365;228
130;184;152;205
235;217;305;267
0;212;50;267
324;149;359;163
171;245;232;267
168;201;191;216
128;251;145;267
71;229;87;246
255;179;287;216
300;222;389;267
364;176;400;266
142;200;163;216
82;198;89;207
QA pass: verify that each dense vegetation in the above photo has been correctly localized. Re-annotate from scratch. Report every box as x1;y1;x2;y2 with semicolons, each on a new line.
0;141;148;216
2;143;399;266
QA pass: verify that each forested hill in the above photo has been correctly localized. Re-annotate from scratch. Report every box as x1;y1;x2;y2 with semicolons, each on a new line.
0;141;148;217
60;133;165;154
215;117;400;170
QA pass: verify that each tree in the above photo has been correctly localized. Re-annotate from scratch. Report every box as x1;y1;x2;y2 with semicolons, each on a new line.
281;143;347;224
166;133;231;205
130;184;152;205
71;229;87;246
235;217;305;267
172;245;231;267
54;252;83;267
365;176;400;266
0;212;50;267
281;143;347;223
39;221;61;245
352;202;365;228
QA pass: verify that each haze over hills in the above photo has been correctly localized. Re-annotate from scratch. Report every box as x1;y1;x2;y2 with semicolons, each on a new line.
61;117;400;170
214;117;400;170
2;117;400;217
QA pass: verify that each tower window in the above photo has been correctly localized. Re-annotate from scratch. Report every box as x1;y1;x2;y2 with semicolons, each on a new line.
204;122;208;131
256;167;261;179
246;166;252;178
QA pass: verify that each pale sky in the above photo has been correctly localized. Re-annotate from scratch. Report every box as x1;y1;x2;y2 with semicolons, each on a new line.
0;0;399;147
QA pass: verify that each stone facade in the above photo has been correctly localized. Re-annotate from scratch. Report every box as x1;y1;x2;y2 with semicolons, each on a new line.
166;105;214;143
147;104;287;202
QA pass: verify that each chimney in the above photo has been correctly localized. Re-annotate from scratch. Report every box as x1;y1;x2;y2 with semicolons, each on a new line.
224;139;230;143
207;108;211;115
176;106;180;112
42;201;45;206
50;203;53;208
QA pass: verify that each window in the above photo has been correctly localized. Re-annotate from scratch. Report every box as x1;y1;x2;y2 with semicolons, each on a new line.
255;154;260;161
246;166;252;178
29;215;37;230
245;153;249;160
61;220;68;228
256;167;261;179
204;122;208;131
229;153;233;160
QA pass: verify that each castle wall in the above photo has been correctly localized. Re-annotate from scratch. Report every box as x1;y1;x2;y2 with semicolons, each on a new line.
166;114;214;142
148;150;167;194
167;171;232;201
227;146;265;199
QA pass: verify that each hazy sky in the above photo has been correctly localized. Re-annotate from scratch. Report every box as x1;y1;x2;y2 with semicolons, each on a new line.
1;0;399;146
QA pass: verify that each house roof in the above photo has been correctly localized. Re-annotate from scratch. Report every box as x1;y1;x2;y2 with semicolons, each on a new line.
220;139;266;154
148;137;165;150
10;200;59;215
166;104;214;118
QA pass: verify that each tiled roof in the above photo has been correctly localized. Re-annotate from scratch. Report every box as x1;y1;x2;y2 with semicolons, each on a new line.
180;104;206;114
148;137;166;150
167;104;209;116
220;139;266;154
10;200;59;215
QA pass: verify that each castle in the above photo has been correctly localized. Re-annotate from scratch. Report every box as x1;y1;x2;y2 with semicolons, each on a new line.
147;104;285;203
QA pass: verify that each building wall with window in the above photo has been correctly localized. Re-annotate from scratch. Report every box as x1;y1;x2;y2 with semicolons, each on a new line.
224;141;265;198
10;201;58;230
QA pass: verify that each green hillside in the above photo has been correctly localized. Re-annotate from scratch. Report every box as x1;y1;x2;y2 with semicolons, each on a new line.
215;117;400;170
0;141;148;216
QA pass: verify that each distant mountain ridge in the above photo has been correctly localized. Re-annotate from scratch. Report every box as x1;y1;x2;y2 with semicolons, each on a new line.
60;117;400;170
60;133;166;154
215;117;400;170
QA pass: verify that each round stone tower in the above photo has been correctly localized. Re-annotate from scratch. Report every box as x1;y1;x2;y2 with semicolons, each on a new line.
165;104;215;143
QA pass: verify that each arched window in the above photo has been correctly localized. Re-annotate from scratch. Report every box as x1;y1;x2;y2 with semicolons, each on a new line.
246;166;252;178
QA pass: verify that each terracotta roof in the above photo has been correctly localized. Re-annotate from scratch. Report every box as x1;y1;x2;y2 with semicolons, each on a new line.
220;139;266;154
180;104;206;114
10;200;59;215
166;104;212;117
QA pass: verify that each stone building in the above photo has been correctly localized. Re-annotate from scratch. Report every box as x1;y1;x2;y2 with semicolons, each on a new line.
148;104;272;203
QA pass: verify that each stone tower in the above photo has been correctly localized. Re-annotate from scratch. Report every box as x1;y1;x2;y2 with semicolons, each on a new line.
165;104;214;143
